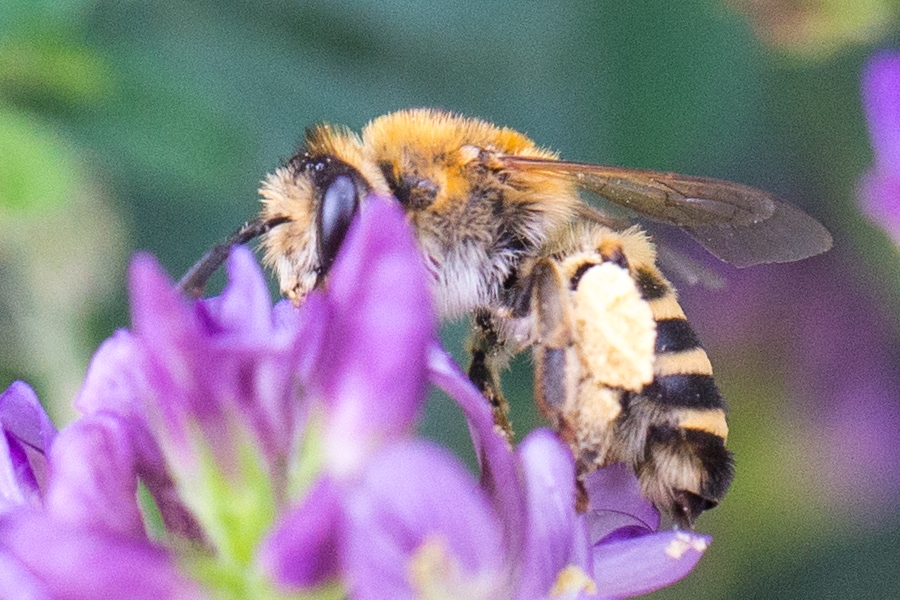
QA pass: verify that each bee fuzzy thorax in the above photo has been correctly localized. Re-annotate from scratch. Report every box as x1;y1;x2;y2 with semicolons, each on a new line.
262;109;580;316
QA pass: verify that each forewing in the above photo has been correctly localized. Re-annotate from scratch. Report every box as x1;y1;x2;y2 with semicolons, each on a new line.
502;156;832;267
681;200;833;267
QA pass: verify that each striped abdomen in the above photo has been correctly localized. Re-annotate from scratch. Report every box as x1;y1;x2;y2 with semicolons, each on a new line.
532;225;734;528
629;265;734;527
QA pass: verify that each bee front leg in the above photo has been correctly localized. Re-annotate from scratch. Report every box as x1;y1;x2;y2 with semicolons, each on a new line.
468;310;515;439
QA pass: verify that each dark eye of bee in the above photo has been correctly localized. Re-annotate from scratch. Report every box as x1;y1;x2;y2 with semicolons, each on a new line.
317;171;360;276
292;153;366;280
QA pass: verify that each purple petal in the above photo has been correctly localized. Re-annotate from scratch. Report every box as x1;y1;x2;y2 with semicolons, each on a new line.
860;52;900;242
342;440;505;600
516;429;579;598
319;193;434;408
0;434;36;513
0;549;50;600
75;332;205;538
0;383;56;512
583;463;660;542
313;195;435;473
426;344;526;554
0;511;202;600
44;415;145;539
201;249;306;463
258;477;342;589
74;332;163;471
74;331;143;418
0;382;57;455
858;168;900;242
291;292;329;381
73;323;205;539
127;253;210;447
592;530;710;598
199;246;276;340
863;51;900;177
128;251;303;474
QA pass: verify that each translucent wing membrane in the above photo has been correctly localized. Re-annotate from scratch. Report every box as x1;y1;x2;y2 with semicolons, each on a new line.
682;200;833;267
502;156;832;267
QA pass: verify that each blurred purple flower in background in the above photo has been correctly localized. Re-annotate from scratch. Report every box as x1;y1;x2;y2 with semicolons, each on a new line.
0;194;712;598
682;254;900;525
860;51;900;243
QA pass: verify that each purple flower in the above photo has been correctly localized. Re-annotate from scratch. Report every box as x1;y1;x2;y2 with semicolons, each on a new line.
860;51;900;242
0;193;712;598
583;465;709;598
301;193;435;478
330;426;709;600
0;193;437;598
0;390;202;599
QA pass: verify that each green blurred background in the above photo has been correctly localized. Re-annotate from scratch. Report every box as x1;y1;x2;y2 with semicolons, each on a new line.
3;0;900;597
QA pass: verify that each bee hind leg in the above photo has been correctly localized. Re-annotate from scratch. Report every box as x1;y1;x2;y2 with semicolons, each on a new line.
528;258;593;510
529;259;576;427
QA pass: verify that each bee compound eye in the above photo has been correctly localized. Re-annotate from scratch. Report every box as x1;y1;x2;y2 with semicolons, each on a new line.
317;173;359;275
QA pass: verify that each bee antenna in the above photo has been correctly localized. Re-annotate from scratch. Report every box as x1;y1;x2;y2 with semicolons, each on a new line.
177;215;290;298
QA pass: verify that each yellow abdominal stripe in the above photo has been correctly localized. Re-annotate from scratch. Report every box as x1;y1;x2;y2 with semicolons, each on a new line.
654;347;713;377
646;294;686;320
676;408;729;439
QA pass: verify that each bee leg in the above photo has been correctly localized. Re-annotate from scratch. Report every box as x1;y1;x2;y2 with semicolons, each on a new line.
528;259;590;510
468;310;514;439
530;253;624;512
529;259;575;430
530;258;587;508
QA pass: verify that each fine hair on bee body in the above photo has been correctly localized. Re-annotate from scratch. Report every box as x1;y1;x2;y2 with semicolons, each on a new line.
179;108;832;528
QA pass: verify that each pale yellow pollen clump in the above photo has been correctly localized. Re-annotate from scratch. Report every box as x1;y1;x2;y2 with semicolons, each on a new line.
575;385;622;428
664;532;709;559
573;263;657;392
550;565;597;597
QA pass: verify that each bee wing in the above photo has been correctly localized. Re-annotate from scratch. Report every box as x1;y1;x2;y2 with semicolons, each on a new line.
502;156;832;267
655;244;727;289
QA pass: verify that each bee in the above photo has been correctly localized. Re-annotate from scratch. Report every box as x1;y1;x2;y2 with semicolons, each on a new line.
179;109;831;527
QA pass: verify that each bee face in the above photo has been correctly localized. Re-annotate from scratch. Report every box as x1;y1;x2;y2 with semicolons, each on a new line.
260;151;367;303
184;108;830;527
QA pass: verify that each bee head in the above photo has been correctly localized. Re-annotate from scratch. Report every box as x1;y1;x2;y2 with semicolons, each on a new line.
260;152;370;303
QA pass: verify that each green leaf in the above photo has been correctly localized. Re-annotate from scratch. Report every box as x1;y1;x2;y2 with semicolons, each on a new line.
0;107;79;212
